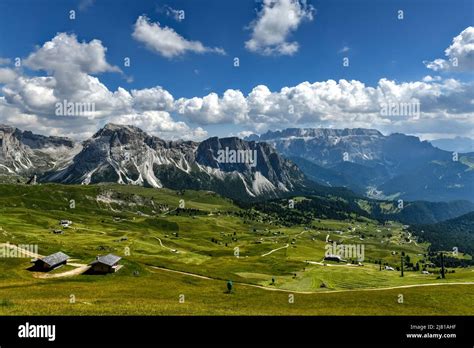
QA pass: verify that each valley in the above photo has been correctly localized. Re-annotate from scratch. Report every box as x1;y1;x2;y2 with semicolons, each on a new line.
0;183;472;315
0;3;472;343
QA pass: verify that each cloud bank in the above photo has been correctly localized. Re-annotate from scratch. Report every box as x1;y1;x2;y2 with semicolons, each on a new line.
0;28;473;141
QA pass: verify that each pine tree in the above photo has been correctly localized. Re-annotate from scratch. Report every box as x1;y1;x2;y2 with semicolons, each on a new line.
440;252;446;279
400;255;404;277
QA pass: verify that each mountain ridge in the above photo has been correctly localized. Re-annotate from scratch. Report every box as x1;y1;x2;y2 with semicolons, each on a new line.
2;124;473;205
245;127;474;203
1;123;310;200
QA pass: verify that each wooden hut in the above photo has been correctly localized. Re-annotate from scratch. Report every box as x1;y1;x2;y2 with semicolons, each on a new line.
32;252;69;271
89;254;122;273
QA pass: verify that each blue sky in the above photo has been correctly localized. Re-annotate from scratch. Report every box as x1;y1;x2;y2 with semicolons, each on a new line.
0;0;473;140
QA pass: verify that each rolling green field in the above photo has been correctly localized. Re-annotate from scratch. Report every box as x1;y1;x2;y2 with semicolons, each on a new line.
0;184;472;315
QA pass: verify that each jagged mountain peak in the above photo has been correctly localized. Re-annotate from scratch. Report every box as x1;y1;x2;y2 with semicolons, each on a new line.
92;123;197;149
102;123;141;131
28;124;307;199
0;124;79;175
93;123;147;138
1;124;471;203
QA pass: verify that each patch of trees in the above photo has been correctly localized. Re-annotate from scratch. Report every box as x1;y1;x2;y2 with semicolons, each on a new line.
427;252;473;267
247;196;370;227
410;212;474;256
171;208;207;216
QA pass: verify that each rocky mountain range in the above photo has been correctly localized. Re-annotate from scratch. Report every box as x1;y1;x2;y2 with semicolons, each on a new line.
0;124;81;176
0;124;307;200
1;124;473;203
246;128;474;203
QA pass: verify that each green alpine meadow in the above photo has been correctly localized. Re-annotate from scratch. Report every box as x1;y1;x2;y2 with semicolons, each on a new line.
0;183;472;315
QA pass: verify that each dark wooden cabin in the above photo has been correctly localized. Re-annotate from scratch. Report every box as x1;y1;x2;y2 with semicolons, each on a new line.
32;252;69;271
89;254;122;273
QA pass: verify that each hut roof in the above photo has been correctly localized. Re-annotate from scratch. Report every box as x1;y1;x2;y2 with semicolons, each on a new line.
91;253;122;266
41;252;69;267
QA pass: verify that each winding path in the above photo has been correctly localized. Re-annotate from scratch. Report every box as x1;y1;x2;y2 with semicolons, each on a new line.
75;227;107;235
33;265;91;279
154;237;178;253
261;244;289;257
148;265;474;295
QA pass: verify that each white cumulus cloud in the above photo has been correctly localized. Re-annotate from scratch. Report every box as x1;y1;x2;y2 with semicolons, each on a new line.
175;89;248;124
132;15;226;58
0;68;17;84
175;78;474;138
113;111;207;140
1;30;473;141
24;33;120;75
245;0;315;56
0;33;209;140
424;26;474;72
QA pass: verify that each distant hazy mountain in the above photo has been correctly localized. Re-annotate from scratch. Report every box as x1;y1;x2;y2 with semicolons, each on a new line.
430;136;474;153
246;128;474;203
13;123;308;200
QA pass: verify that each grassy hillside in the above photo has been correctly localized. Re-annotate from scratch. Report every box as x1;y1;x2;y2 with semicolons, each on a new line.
0;183;472;315
410;212;474;255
